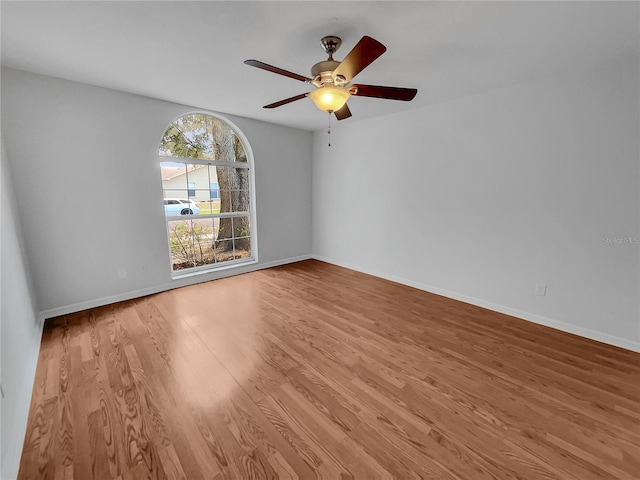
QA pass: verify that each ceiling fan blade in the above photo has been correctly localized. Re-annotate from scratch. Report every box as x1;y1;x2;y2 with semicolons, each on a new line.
351;84;418;101
263;93;308;109
333;36;386;82
334;103;352;120
244;59;311;83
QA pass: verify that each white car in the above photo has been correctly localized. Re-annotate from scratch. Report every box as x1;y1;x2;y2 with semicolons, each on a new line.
164;199;200;216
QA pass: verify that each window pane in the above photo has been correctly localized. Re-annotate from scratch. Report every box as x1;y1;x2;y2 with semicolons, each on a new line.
213;217;220;237
235;168;249;189
192;217;215;244
159;116;246;162
163;192;189;216
191;218;215;266
198;199;212;215
193;199;206;215
163;190;188;207
217;167;250;213
230;190;250;213
189;190;208;203
233;216;250;240
214;250;234;264
193;242;216;266
168;219;218;270
217;166;231;213
216;217;233;241
208;165;219;193
232;216;251;260
161;162;188;190
163;190;189;197
168;220;195;270
163;190;188;198
220;189;232;214
171;252;193;270
214;215;233;264
235;139;248;163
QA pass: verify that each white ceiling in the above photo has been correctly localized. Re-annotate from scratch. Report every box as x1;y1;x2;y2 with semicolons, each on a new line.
2;1;638;131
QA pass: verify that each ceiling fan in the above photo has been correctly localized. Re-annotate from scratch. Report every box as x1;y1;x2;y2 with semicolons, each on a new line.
244;35;418;120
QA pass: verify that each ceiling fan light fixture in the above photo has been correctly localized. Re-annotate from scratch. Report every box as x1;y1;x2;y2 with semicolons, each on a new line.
309;87;350;112
245;35;417;121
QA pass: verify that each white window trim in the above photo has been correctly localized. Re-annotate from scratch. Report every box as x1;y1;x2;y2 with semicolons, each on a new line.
158;112;258;278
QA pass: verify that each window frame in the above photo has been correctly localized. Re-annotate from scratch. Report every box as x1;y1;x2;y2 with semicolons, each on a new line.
159;112;258;278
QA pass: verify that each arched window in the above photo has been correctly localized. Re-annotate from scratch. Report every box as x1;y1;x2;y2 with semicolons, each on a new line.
159;113;255;275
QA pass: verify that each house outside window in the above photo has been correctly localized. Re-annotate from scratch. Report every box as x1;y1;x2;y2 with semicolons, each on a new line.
210;183;220;199
159;113;256;275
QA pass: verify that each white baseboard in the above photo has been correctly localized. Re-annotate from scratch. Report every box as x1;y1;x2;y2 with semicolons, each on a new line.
312;255;640;353
38;255;312;323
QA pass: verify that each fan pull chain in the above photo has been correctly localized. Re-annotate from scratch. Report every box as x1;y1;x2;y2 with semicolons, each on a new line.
327;112;332;147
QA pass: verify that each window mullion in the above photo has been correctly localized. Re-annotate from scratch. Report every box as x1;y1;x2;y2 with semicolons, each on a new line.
160;157;247;168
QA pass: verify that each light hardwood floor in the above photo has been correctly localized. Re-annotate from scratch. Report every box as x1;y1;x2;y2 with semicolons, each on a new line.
18;260;640;479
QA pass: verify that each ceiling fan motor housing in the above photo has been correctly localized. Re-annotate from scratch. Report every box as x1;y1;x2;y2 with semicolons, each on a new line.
311;60;345;87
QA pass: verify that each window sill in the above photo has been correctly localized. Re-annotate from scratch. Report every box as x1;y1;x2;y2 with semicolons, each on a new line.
171;257;257;280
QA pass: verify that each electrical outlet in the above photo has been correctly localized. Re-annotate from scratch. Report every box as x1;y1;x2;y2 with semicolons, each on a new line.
118;267;127;279
535;284;547;296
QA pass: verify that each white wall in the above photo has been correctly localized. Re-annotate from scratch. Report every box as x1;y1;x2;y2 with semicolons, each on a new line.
1;68;313;316
1;132;42;480
313;62;639;351
0;53;637;480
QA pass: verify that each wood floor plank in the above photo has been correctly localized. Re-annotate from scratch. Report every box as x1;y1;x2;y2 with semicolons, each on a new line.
257;393;348;479
17;259;640;479
87;409;110;480
156;444;187;480
145;370;223;479
223;393;317;479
